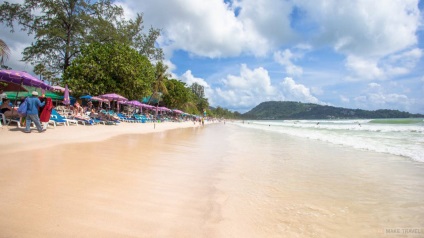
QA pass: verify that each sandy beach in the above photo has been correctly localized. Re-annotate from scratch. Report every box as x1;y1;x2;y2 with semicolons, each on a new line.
1;122;423;237
0;121;200;154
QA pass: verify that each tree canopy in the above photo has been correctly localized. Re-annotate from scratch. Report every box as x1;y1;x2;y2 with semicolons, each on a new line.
0;0;242;119
63;42;155;100
0;0;163;78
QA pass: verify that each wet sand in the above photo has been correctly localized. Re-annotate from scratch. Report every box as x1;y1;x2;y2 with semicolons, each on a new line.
0;123;423;237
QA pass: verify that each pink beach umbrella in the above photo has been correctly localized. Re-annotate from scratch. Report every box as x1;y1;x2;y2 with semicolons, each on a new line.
99;93;127;111
52;85;72;93
99;93;128;101
173;109;184;114
91;96;110;108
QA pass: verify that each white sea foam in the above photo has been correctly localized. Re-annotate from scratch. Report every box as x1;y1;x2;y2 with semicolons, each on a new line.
236;119;424;162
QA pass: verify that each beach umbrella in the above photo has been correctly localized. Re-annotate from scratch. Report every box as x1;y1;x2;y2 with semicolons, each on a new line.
63;84;70;105
99;93;127;101
159;107;171;112
52;85;73;93
0;70;53;91
124;100;143;114
79;95;92;99
0;70;53;106
90;96;109;108
91;96;109;102
5;90;65;100
99;93;127;112
0;81;28;92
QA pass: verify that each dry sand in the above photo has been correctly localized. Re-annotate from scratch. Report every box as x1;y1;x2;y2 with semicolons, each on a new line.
0;121;201;154
0;121;210;238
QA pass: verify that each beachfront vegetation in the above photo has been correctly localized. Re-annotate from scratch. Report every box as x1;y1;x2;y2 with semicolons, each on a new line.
63;42;155;100
0;0;243;119
243;101;424;119
0;0;162;80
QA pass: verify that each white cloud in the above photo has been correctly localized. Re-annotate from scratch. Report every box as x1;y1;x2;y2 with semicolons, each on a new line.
210;64;280;110
368;83;381;89
340;95;350;103
120;0;296;58
179;70;210;88
345;47;423;81
384;48;423;77
280;77;320;104
345;56;383;80
273;49;303;76
295;0;420;58
201;64;322;111
354;92;411;111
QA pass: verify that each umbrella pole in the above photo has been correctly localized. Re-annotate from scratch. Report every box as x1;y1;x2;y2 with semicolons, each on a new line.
14;81;23;107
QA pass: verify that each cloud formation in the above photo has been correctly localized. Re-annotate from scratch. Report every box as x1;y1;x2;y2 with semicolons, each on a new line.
179;64;321;112
1;0;422;113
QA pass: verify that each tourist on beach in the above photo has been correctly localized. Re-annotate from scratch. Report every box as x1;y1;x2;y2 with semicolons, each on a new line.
0;89;7;101
39;97;53;129
0;97;16;118
38;94;46;117
25;91;45;133
18;97;27;127
73;102;84;116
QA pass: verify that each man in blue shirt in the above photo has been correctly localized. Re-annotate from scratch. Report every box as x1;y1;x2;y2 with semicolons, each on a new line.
25;91;45;133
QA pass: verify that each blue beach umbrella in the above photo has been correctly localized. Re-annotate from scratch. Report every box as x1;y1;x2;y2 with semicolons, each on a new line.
80;95;92;99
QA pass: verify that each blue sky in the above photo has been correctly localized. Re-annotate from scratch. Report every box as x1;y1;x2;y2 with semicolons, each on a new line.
2;0;424;113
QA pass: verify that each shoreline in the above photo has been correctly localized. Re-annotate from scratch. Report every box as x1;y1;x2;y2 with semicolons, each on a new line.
0;121;204;155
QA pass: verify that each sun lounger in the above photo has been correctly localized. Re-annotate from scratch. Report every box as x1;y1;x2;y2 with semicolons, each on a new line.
51;109;78;126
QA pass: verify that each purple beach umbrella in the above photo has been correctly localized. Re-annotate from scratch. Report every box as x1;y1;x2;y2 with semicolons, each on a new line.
62;84;70;105
0;69;53;91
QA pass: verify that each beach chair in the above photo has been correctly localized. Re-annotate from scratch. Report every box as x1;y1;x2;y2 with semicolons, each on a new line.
133;114;147;123
51;109;79;126
0;113;5;127
50;114;68;126
73;116;97;125
91;118;106;125
117;113;135;123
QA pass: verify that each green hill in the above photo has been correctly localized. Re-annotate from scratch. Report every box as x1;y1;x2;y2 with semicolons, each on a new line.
242;101;424;120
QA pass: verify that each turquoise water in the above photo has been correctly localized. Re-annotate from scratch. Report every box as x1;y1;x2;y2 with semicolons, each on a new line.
236;119;424;162
369;118;424;124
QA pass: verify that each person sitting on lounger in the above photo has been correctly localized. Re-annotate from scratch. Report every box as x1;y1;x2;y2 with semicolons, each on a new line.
0;98;18;118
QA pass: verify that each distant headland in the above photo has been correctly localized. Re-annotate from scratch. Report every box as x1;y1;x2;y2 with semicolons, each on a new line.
241;101;424;120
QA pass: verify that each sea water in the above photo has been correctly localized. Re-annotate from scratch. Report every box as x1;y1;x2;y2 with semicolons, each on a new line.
237;118;424;162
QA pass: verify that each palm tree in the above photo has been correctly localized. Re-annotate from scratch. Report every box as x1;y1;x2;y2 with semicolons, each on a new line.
0;39;11;65
147;62;170;103
147;61;174;119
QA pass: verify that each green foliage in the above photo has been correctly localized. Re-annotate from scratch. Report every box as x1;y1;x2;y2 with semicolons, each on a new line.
190;82;204;98
242;101;424;119
63;42;155;100
209;106;240;119
0;0;162;76
162;79;188;108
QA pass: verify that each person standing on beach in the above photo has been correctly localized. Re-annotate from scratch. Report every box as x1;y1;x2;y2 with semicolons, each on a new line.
25;91;45;133
39;97;53;130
